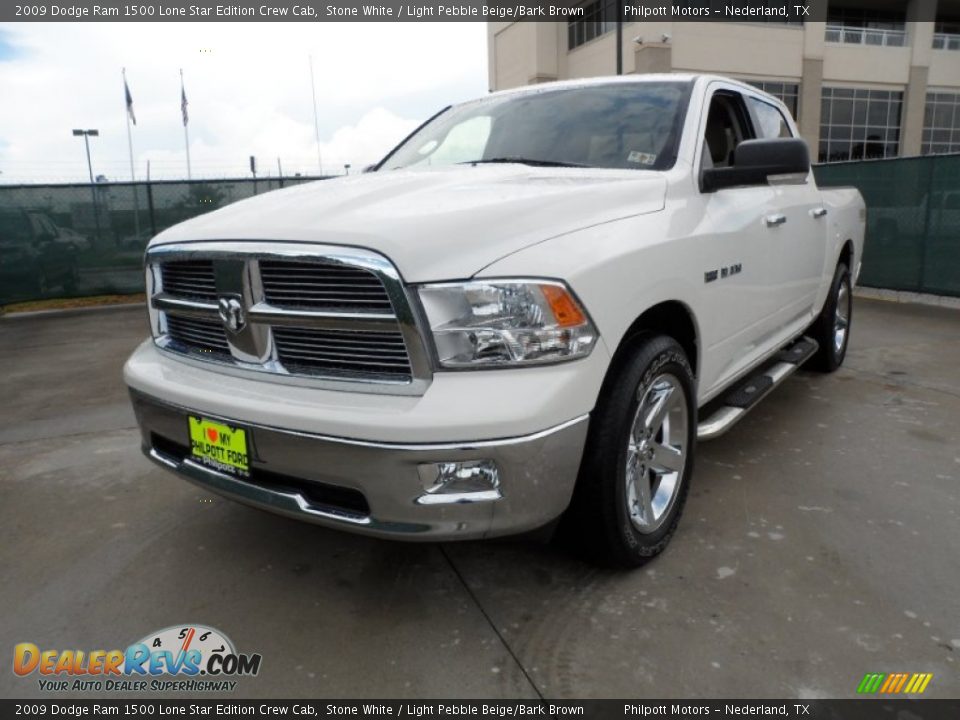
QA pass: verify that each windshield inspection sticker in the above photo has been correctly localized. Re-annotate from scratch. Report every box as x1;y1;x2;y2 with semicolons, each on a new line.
627;151;657;165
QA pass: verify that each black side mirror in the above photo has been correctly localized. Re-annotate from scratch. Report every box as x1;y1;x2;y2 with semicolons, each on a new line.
702;138;810;193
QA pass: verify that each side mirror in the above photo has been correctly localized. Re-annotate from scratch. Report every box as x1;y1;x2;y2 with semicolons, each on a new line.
701;138;810;193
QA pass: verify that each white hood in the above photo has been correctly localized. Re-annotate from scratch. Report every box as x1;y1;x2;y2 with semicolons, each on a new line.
149;165;667;281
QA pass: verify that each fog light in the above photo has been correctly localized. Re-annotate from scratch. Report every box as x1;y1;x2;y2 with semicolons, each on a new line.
416;460;501;505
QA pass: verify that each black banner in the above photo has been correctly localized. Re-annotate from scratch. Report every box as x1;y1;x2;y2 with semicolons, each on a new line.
4;1;840;24
2;700;960;719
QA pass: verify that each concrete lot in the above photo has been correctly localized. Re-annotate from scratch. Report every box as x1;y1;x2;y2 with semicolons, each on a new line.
2;298;958;699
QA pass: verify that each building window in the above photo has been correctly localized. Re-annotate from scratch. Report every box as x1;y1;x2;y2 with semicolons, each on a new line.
923;92;960;155
825;8;907;47
933;20;960;50
818;87;903;163
745;80;800;120
568;0;617;50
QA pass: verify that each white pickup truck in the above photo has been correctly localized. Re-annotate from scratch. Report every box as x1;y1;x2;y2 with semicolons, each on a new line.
125;74;865;566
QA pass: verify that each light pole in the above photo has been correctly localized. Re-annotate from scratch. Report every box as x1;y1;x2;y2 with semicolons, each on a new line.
73;129;102;246
72;129;99;183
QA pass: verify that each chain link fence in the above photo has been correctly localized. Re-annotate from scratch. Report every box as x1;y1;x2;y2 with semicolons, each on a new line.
2;155;959;305
0;176;327;306
814;153;960;297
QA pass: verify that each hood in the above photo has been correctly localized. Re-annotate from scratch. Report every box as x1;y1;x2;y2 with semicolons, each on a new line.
150;165;666;281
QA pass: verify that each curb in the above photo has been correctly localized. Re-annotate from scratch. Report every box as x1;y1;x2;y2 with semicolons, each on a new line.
854;287;960;311
0;302;145;320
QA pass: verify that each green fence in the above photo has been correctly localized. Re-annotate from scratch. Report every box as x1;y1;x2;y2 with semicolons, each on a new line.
814;153;960;297
0;176;327;306
2;155;959;306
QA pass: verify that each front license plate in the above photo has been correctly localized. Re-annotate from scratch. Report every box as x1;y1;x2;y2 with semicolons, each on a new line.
188;416;250;477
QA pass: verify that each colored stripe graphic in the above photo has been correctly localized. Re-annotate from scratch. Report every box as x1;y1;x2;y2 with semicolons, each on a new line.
857;673;933;694
857;673;884;693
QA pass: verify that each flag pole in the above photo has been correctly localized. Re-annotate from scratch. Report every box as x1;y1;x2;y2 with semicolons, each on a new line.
123;67;141;237
181;68;192;180
183;121;192;180
309;55;323;175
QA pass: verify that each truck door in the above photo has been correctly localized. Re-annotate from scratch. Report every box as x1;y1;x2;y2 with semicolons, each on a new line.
744;95;826;334
692;87;782;396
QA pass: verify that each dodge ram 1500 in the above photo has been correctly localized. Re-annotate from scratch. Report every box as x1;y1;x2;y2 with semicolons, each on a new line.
125;74;865;566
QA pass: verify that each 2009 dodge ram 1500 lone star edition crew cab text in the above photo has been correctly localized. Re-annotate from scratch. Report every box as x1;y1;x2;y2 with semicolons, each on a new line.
125;74;865;566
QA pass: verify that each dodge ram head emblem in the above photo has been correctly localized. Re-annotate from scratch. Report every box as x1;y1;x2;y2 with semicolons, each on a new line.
217;295;246;333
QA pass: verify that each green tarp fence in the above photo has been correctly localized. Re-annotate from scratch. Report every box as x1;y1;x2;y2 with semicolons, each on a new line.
1;154;959;306
813;153;960;297
0;176;327;306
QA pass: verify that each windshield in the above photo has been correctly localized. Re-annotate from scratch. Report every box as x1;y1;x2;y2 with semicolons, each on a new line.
380;81;693;172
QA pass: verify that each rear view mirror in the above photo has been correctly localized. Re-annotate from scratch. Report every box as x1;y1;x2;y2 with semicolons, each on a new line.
702;138;810;193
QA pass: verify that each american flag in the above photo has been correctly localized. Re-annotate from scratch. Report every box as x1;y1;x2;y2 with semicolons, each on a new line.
124;74;136;126
180;71;189;127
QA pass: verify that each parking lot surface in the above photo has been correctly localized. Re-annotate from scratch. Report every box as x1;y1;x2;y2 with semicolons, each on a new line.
2;298;958;699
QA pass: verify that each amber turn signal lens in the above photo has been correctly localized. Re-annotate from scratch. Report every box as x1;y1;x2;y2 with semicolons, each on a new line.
540;284;587;328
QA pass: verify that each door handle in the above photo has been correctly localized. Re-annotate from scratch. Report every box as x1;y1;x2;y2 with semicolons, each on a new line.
810;207;828;218
765;214;787;227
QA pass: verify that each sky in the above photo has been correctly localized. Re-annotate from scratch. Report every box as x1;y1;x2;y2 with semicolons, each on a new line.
0;23;489;183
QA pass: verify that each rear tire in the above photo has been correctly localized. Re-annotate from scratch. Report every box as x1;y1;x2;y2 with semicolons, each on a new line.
562;335;696;568
808;262;852;373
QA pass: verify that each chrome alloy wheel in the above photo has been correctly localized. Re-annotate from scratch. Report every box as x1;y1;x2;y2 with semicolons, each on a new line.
834;276;851;355
625;373;689;534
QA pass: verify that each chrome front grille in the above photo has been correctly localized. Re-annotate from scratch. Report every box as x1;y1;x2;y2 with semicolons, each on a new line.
273;326;412;378
146;242;431;395
259;260;393;312
160;260;217;300
165;315;231;357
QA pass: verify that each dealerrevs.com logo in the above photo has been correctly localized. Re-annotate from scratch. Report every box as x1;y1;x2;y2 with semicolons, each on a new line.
13;624;262;693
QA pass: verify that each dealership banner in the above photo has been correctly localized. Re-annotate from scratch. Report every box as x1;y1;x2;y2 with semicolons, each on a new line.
10;1;860;24
3;701;960;718
7;0;952;25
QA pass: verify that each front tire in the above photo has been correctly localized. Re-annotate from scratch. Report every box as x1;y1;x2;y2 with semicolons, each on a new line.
564;335;696;568
808;262;852;373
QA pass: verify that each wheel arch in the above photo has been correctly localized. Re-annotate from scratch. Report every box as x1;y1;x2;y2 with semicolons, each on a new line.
839;238;854;271
606;300;700;384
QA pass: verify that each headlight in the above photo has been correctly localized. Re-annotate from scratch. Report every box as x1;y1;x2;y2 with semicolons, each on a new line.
418;280;597;368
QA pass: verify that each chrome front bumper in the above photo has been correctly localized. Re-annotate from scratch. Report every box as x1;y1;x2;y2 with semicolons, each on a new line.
130;391;589;540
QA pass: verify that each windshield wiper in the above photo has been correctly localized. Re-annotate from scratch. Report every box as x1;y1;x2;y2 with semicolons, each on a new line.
459;157;587;168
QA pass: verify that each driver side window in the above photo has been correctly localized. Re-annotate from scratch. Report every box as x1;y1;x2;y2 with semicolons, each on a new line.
701;91;754;170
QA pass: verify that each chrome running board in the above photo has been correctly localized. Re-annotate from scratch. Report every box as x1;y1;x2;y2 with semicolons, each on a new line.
697;337;819;441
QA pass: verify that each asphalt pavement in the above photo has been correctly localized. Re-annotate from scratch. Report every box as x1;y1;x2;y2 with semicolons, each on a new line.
1;298;958;699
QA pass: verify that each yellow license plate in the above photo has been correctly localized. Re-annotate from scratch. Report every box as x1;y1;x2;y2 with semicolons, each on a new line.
188;416;249;477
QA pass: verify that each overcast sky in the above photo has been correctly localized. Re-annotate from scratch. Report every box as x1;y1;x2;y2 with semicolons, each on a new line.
0;23;488;183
